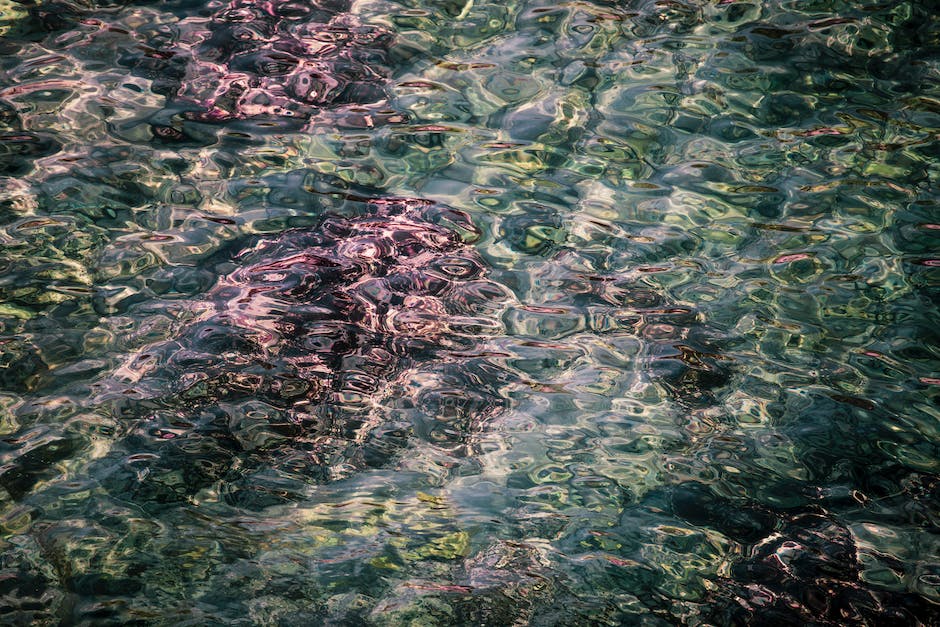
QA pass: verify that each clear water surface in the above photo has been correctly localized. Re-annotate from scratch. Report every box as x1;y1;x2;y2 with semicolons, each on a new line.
0;0;938;624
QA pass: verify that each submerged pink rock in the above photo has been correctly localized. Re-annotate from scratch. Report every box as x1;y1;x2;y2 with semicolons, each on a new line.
98;199;514;506
128;0;399;121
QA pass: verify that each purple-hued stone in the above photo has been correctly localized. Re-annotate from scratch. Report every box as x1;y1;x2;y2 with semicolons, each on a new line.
150;0;397;121
97;200;513;504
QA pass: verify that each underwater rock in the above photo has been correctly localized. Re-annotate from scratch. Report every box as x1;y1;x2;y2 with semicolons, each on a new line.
705;511;939;626
6;0;406;123
0;432;84;500
0;132;60;176
0;532;65;626
91;199;514;508
367;541;557;626
0;338;47;393
115;0;400;121
654;482;940;624
668;482;776;544
452;540;557;624
0;100;20;130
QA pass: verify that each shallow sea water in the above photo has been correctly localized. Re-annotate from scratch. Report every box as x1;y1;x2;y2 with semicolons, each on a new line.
0;0;938;624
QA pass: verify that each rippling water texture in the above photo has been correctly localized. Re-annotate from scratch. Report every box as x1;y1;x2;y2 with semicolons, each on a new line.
0;0;938;624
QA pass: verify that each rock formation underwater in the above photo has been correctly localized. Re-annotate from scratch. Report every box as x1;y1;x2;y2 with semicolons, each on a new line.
84;197;515;509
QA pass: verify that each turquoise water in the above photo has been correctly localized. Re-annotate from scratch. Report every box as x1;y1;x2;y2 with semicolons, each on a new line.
0;0;938;624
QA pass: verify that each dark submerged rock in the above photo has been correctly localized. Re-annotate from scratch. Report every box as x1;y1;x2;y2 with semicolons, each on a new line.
668;482;776;544
703;509;940;626
0;132;60;176
0;339;48;393
112;0;400;122
90;199;514;509
644;481;940;625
